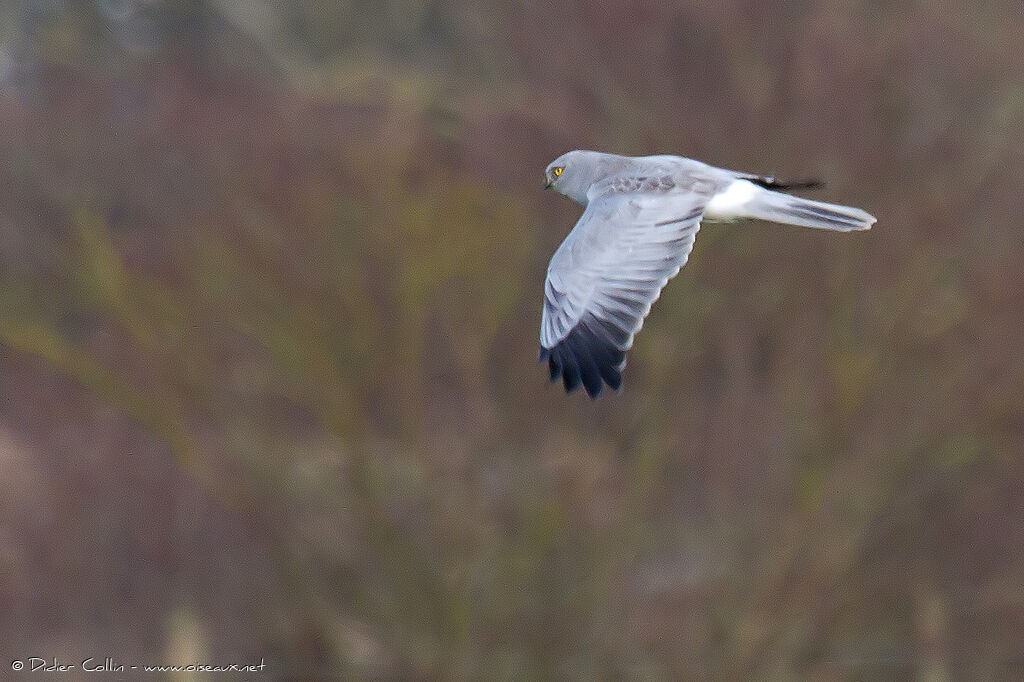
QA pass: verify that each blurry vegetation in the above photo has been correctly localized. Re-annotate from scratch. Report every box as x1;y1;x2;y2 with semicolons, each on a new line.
1;0;1022;679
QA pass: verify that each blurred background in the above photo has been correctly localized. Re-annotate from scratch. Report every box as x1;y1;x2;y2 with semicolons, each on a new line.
1;0;1022;679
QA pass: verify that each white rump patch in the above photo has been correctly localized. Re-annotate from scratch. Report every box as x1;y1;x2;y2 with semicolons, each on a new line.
704;179;759;220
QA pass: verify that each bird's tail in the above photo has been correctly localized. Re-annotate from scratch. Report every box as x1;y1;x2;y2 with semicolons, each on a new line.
740;183;876;232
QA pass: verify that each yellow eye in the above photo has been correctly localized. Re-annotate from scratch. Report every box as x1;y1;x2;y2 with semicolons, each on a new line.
553;166;563;176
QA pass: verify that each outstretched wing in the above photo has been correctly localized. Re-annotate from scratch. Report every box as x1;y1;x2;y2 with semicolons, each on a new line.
539;188;709;397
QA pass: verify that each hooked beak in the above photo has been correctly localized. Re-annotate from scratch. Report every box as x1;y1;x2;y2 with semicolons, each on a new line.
544;176;552;189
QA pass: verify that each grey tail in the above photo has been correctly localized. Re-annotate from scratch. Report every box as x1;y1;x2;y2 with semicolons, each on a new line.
745;186;876;232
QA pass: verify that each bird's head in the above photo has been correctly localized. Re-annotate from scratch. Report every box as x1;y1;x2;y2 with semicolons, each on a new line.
544;150;612;204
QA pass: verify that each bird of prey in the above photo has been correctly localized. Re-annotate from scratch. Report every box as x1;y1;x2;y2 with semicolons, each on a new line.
538;150;875;398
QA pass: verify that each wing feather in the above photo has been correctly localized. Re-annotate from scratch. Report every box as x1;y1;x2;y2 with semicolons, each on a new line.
539;189;710;397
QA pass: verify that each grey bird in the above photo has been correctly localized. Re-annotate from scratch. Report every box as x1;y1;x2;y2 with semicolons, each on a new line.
538;149;876;398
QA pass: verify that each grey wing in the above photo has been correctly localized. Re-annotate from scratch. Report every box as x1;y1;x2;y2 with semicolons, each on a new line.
539;189;709;397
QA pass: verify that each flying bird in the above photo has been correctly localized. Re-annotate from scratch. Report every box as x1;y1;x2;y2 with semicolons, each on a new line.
538;150;876;398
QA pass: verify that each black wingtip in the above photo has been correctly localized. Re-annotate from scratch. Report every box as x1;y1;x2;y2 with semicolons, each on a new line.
539;318;626;399
750;176;825;191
